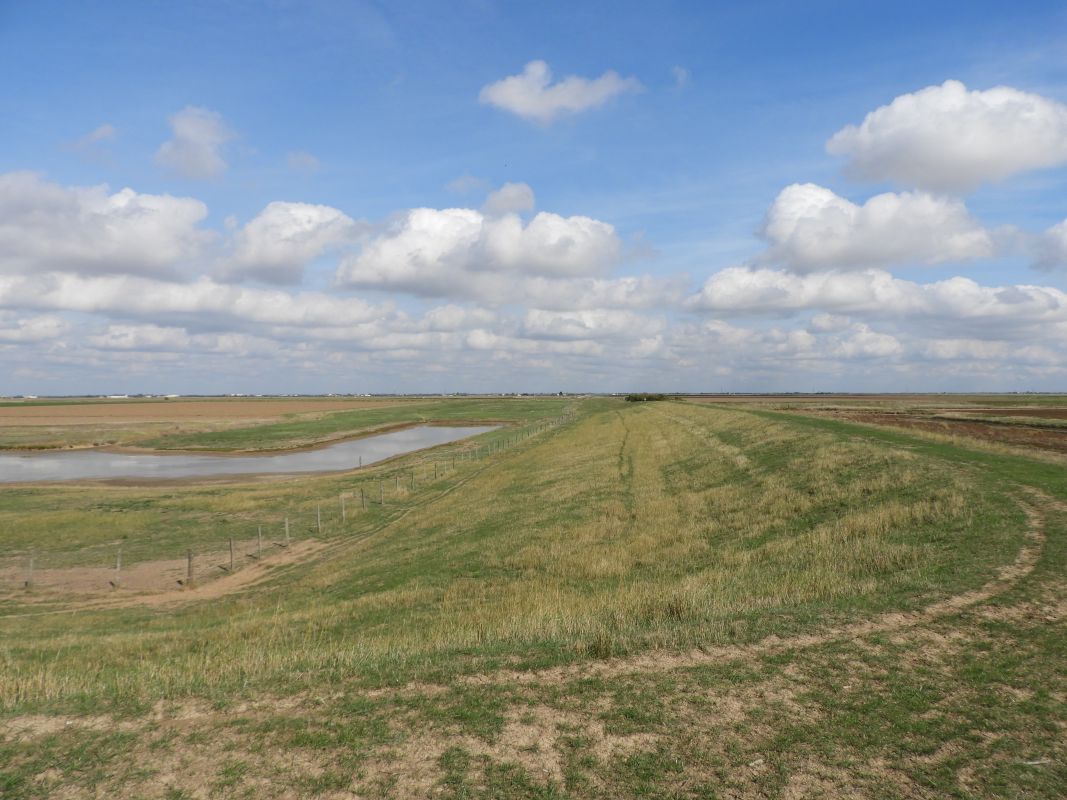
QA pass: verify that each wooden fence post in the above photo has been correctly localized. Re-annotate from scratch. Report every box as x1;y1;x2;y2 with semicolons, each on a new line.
24;551;34;590
380;480;384;505
341;495;346;522
186;549;194;588
285;517;291;546
317;505;322;534
109;550;122;593
258;526;263;558
229;537;235;571
361;487;366;510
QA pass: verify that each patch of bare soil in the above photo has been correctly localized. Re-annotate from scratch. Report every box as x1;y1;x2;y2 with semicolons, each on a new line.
820;410;1067;454
0;538;328;613
316;703;660;798
941;407;1067;420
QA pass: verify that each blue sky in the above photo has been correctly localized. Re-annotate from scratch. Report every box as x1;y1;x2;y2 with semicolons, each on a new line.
1;1;1067;393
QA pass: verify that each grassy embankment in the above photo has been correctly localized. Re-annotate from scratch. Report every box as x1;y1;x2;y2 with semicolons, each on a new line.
0;397;1064;798
0;397;571;567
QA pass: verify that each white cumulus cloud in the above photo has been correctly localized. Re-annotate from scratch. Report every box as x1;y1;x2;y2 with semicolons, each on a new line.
338;206;621;298
224;201;365;284
0;312;70;343
0;172;211;278
761;183;995;272
479;60;642;124
0;273;385;330
688;267;1067;339
827;80;1067;192
1035;217;1067;269
155;106;236;180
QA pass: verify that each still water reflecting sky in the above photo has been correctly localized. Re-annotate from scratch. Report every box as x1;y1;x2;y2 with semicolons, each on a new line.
0;425;498;483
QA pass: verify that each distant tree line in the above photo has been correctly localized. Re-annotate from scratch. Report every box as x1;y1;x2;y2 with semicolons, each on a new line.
625;393;667;402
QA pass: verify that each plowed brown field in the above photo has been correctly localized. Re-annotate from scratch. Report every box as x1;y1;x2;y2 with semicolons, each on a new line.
0;398;404;426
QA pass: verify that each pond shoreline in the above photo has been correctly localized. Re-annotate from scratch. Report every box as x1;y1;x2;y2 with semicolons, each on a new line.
0;424;501;485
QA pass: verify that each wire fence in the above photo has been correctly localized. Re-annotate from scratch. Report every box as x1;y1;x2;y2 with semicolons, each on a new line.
1;414;577;596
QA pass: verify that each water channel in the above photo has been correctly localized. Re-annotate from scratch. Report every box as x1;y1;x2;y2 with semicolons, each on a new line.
0;425;498;483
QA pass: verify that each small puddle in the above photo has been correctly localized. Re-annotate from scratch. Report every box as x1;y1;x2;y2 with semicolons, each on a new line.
0;425;498;483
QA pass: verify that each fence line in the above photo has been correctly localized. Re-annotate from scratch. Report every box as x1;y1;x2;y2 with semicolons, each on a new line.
2;414;578;595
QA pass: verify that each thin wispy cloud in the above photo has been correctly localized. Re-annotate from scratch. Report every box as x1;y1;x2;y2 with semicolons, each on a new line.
155;106;235;180
286;151;321;174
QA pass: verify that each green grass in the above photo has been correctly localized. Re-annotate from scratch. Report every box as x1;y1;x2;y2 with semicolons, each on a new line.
0;396;572;451
0;397;1064;798
138;397;569;451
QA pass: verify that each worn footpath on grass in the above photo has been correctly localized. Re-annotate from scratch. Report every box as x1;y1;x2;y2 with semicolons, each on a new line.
0;398;1064;798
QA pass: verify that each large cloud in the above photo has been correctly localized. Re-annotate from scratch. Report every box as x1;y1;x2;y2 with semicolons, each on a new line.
155;106;235;180
224;201;365;284
0;172;211;278
688;266;1067;336
337;206;622;298
0;312;70;343
761;183;994;272
479;60;642;124
1035;217;1067;269
827;80;1067;192
0;273;384;330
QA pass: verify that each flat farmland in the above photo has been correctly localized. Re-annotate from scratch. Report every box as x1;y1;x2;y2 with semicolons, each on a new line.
683;393;1067;409
946;408;1067;419
0;397;1064;798
0;396;505;451
687;395;1067;455
0;397;410;425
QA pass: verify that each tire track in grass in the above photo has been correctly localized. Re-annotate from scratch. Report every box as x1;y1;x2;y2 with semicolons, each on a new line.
454;490;1052;687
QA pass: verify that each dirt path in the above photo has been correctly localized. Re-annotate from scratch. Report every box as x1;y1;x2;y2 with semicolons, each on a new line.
0;539;330;617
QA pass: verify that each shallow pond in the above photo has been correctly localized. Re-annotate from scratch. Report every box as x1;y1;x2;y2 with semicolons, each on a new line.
0;425;498;483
